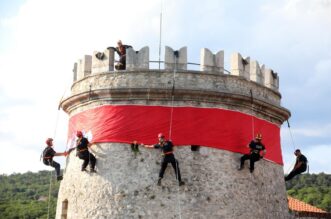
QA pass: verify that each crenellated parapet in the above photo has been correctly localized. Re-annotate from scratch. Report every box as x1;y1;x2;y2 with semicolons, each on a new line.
72;46;280;91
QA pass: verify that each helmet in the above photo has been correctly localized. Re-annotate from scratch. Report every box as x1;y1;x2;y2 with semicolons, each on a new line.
255;133;262;140
46;138;53;146
76;131;83;138
158;133;165;138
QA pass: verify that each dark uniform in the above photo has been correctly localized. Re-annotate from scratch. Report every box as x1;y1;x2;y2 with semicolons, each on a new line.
131;142;140;157
285;154;307;181
154;140;182;182
42;147;61;178
240;140;265;172
76;137;97;172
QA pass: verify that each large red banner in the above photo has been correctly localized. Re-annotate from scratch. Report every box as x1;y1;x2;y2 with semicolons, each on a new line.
67;105;283;165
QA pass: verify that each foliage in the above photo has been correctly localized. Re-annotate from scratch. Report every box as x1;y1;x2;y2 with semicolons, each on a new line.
0;171;330;218
0;171;59;219
286;173;331;212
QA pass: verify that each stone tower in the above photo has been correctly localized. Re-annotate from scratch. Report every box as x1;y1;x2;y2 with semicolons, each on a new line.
57;46;291;219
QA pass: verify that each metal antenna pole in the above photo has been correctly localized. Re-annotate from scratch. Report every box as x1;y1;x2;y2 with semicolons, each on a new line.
158;0;163;70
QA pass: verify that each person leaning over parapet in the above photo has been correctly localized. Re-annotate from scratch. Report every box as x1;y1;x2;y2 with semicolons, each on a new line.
285;149;308;181
75;131;97;173
108;40;132;70
42;138;68;181
142;133;185;186
238;133;266;173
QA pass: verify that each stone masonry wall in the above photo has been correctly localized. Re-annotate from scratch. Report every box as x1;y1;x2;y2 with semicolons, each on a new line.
56;144;290;219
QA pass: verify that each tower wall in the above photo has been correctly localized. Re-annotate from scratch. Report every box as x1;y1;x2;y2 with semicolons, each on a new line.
57;46;291;219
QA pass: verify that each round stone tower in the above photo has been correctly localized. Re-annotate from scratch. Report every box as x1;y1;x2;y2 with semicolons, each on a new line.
57;46;291;219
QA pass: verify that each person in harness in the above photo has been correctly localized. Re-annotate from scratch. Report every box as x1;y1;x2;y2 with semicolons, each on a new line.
75;131;97;173
113;40;132;70
143;133;185;186
285;149;308;181
42;138;67;181
238;133;266;173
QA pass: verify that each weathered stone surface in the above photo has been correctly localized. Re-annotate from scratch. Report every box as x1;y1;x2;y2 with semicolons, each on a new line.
165;46;187;70
200;48;224;74
264;68;279;90
56;145;290;219
77;55;92;80
62;71;289;125
126;47;149;70
92;49;115;74
250;60;264;85
73;63;77;82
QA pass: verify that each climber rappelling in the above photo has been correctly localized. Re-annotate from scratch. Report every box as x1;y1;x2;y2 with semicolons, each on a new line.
41;138;67;181
143;133;185;186
238;133;266;173
75;131;97;173
285;149;308;181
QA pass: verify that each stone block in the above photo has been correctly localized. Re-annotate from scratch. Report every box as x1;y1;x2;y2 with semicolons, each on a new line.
126;46;149;70
164;46;187;70
200;48;224;74
73;62;77;82
249;60;264;85
92;48;115;74
264;68;279;90
230;52;250;80
76;55;92;81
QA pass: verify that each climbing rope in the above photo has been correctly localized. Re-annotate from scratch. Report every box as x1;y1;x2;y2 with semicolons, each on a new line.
46;170;53;219
250;89;255;139
167;52;183;219
286;120;296;151
45;87;69;219
285;119;297;174
168;52;177;140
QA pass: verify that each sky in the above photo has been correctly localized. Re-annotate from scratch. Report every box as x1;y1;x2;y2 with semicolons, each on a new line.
0;0;330;174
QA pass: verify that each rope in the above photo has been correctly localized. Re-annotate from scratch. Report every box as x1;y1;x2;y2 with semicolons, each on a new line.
167;52;183;219
250;89;255;139
45;87;68;219
175;160;182;219
285;119;298;175
46;170;53;219
168;53;177;140
286;120;296;151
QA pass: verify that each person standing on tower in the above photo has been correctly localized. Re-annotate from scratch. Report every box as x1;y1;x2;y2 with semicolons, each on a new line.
238;133;266;173
75;131;97;173
143;133;185;186
42;138;67;181
112;40;132;70
285;149;308;181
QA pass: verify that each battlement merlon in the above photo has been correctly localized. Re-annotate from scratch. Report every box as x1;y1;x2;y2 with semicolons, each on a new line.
72;46;280;91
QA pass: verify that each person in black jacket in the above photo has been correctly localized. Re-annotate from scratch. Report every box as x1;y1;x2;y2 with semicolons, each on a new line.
238;133;266;173
75;131;97;173
42;138;67;181
143;133;185;186
285;149;308;181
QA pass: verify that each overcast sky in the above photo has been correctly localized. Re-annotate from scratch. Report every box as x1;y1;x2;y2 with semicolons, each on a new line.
0;0;330;174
